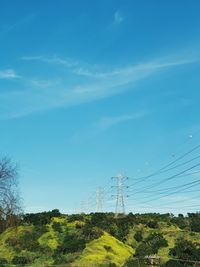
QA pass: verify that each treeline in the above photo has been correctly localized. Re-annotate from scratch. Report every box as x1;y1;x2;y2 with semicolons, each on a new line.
21;211;200;233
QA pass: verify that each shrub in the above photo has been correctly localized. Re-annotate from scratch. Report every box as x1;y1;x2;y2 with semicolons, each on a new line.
169;238;200;261
12;256;30;265
104;245;113;252
146;220;158;229
135;233;168;256
135;243;155;256
54;252;80;264
165;259;183;267
52;222;62;233
134;231;143;242
0;258;8;267
55;233;86;254
6;228;42;253
81;224;103;241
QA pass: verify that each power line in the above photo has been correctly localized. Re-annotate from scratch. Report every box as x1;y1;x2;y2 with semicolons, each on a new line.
129;144;200;187
128;161;200;197
139;179;200;205
128;177;200;200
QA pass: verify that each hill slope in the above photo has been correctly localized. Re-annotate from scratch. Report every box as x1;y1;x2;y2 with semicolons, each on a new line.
74;232;134;267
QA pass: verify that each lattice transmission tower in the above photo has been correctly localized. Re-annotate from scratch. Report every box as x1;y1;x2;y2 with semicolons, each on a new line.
112;173;128;217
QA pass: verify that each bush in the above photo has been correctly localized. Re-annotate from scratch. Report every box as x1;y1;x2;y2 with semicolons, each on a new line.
52;222;62;233
23;209;61;225
188;213;200;232
134;231;143;242
146;233;168;251
165;259;183;267
0;258;8;267
6;237;20;247
169;238;200;261
135;233;168;256
104;245;113;252
135;243;155;256
54;252;80;264
146;220;158;229
170;216;188;230
55;233;86;254
12;256;30;265
81;223;103;241
6;228;43;253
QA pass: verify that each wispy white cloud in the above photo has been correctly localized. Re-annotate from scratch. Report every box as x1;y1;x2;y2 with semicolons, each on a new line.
72;111;149;142
21;55;79;68
0;69;20;79
114;11;124;25
0;52;199;119
29;79;59;89
21;54;199;79
97;112;147;131
2;13;36;33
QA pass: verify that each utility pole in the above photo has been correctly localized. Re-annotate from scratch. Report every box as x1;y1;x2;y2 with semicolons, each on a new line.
96;187;103;212
112;173;128;217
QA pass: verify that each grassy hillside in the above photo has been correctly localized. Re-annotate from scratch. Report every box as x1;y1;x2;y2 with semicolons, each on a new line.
0;212;200;266
0;219;133;266
74;232;134;267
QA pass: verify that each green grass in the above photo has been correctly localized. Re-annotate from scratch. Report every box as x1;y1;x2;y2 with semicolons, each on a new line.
74;232;134;267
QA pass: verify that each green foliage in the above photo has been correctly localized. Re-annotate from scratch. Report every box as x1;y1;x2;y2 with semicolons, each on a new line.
81;222;103;241
5;226;47;253
135;233;168;256
135;242;154;256
74;232;134;266
107;263;117;267
104;245;113;253
53;252;80;265
68;214;85;222
52;222;62;233
169;238;200;262
12;256;30;265
90;213;134;242
123;258;147;267
134;231;143;242
146;233;168;249
146;220;158;229
23;209;61;225
1;212;200;266
165;259;183;267
0;258;8;267
188;213;200;232
170;214;188;230
55;233;86;254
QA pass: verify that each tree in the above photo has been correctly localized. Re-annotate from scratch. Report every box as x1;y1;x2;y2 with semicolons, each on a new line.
188;213;200;232
55;233;86;254
135;233;168;257
12;256;30;265
169;238;200;262
134;231;143;242
0;157;21;228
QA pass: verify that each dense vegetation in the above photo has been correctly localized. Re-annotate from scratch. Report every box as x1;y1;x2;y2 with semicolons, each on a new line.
0;211;200;266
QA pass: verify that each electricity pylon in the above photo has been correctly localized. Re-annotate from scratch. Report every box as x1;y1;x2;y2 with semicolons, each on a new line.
112;173;128;217
96;187;103;212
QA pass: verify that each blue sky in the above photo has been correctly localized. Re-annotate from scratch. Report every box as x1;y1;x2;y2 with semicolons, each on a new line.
0;0;200;214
